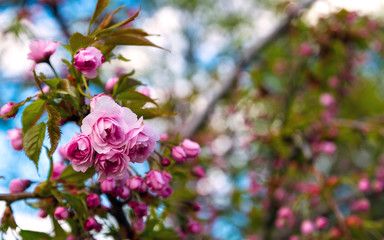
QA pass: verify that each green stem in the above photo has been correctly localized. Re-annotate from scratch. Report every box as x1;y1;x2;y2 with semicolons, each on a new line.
81;75;92;96
47;61;60;80
77;84;92;99
32;70;44;95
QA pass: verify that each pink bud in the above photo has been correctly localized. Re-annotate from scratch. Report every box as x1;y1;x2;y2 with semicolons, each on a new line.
301;220;315;235
1;102;16;120
351;198;370;212
84;217;101;232
54;206;69;220
100;178;116;194
105;77;119;92
181;139;200;158
7;128;23;151
289;236;299;240
158;185;173;198
117;186;130;200
134;202;148;218
160;133;168;141
66;235;76;240
372;179;383;193
277;207;293;219
171;146;186;162
315;216;328;229
191;202;201;212
320;141;336;155
319;93;335;107
74;47;105;79
160;157;171;166
87;193;101;208
38;209;47;218
192;166;205;178
9;179;32;193
358;177;370;193
127;176;144;191
132;218;145;233
188;220;201;234
299;43;312;57
51;162;66;180
138;87;151;97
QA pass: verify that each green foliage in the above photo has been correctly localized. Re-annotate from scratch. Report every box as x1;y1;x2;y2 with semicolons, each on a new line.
59;165;95;183
69;32;97;53
19;230;52;240
46;105;61;156
23;122;46;170
22;99;45;133
90;0;109;26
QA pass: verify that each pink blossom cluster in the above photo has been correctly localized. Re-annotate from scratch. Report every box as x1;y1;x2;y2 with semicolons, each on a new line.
65;95;159;181
171;138;201;163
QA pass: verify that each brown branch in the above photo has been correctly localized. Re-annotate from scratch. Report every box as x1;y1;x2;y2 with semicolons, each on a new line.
107;194;136;240
181;0;318;138
0;193;41;203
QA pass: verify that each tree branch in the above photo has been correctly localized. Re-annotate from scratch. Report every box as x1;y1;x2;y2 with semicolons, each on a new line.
0;193;41;203
181;0;318;138
107;194;136;240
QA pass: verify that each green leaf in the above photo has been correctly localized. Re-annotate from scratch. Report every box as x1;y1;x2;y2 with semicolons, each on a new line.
43;78;61;88
69;32;97;52
62;192;88;221
22;99;45;133
46;105;61;156
117;54;130;62
102;7;140;31
59;165;95;183
117;90;158;107
113;75;142;96
19;229;51;240
104;34;163;50
52;217;67;240
23;122;46;170
90;0;109;25
128;107;176;119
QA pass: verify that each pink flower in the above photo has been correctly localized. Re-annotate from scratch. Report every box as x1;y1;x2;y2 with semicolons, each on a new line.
171;146;186;162
277;207;293;219
358;177;370;193
126;121;158;163
1;102;16;120
9;179;32;193
65;133;94;172
87;193;101;208
105;77;119;91
54;206;69;220
51;162;66;180
315;216;328;229
181;139;200;158
146;170;168;192
95;150;130;181
100;178;116;194
74;47;105;78
27;39;59;64
192;166;205;178
7;128;23;151
188;220;201;234
138;87;151;97
320;141;336;155
89;93;114;112
81;96;138;154
301;220;315;235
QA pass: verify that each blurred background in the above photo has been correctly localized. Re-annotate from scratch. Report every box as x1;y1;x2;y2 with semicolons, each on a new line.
1;0;384;239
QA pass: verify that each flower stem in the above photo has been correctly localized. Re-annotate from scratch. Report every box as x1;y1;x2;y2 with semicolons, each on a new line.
47;61;60;80
81;75;92;97
77;84;92;99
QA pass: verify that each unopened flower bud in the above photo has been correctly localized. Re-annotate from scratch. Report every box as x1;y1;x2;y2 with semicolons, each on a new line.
192;166;205;178
1;102;16;120
87;193;101;208
171;146;186;162
9;179;32;193
181;139;200;158
301;220;315;235
54;206;69;220
100;178;116;194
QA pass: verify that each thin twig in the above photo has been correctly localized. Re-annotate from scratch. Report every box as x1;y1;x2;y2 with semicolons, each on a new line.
181;0;318;138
